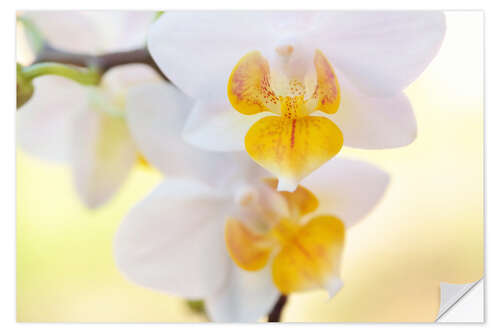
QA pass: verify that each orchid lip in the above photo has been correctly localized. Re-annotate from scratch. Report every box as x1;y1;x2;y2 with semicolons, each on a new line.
225;179;345;294
228;48;343;190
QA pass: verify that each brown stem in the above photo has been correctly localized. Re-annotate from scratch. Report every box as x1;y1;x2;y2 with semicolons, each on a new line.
268;294;288;322
35;43;168;81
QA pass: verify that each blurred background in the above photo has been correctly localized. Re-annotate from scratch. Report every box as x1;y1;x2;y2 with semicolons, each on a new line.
16;11;483;322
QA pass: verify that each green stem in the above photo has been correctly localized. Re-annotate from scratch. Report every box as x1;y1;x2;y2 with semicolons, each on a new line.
22;62;100;86
18;15;168;81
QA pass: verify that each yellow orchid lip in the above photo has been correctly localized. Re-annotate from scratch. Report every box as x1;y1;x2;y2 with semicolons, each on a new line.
225;179;345;294
228;49;343;191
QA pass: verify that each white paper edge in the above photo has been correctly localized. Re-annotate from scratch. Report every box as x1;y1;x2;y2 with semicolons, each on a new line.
436;278;484;322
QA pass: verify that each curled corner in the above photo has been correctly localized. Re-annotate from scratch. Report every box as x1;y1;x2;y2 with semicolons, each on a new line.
436;279;483;321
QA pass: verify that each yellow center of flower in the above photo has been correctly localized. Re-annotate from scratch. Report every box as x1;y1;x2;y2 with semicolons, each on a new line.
228;50;343;191
225;178;345;294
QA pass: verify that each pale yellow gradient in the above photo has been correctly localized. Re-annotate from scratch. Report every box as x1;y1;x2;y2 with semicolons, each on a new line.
16;12;483;322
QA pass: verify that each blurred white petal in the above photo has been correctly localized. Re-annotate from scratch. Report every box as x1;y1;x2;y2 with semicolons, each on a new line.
16;76;87;162
312;11;446;96
101;64;162;96
16;21;35;65
329;73;417;149
81;11;155;51
23;11;107;53
205;264;279;322
183;100;266;152
70;107;137;208
302;158;390;228
23;11;154;54
126;82;261;189
114;179;231;299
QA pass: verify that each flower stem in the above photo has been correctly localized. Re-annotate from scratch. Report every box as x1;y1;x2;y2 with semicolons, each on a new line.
18;15;169;82
268;294;288;322
34;45;168;81
22;62;101;86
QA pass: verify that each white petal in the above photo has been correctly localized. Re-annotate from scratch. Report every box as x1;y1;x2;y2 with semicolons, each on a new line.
16;20;35;65
205;264;279;322
325;277;344;299
148;11;444;99
16;76;87;162
182;99;265;152
23;11;107;53
277;178;298;192
114;179;231;299
23;11;154;54
70;108;137;208
147;12;280;100
329;73;417;149
101;64;162;96
302;158;390;228
312;11;446;96
80;11;155;51
126;82;261;189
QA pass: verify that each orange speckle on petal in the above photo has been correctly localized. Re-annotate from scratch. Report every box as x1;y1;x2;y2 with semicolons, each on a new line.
228;51;279;115
245;115;343;191
228;49;343;189
312;50;341;114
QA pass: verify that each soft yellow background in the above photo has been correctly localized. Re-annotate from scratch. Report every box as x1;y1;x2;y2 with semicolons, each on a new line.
16;12;483;322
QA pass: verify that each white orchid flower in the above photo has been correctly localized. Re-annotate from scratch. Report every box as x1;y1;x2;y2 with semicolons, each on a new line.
148;11;445;191
114;151;389;322
17;11;165;208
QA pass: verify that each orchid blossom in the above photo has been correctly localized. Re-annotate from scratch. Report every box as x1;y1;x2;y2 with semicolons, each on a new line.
17;11;163;208
148;11;445;191
114;147;389;322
